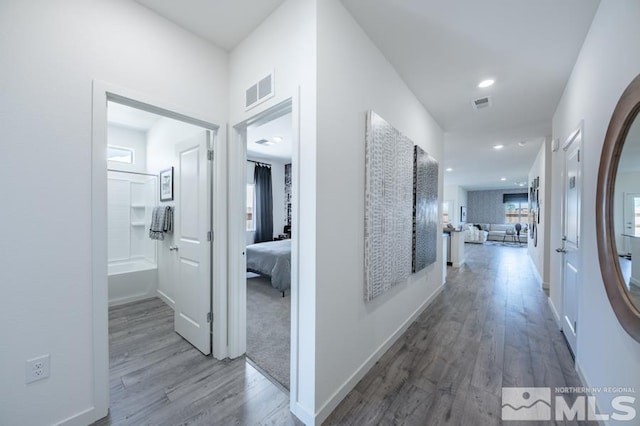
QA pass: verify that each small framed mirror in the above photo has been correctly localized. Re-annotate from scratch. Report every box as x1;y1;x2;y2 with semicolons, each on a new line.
596;73;640;343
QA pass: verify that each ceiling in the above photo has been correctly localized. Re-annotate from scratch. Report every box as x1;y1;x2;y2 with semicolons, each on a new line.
134;0;601;190
341;0;600;190
108;101;160;131
247;112;293;162
135;0;285;50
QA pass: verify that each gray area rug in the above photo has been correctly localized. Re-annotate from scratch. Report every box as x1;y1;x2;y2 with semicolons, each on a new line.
246;274;290;389
484;240;526;248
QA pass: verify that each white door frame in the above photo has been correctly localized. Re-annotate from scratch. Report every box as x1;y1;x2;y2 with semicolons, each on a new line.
91;80;227;418
228;95;300;409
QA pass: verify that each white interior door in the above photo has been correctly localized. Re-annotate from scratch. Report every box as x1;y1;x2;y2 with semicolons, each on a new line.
558;129;582;356
174;130;212;355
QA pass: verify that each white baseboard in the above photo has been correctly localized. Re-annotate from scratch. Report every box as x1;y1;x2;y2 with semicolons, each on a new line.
55;406;99;426
528;254;543;287
452;259;465;267
575;362;606;426
157;289;176;309
314;283;445;424
108;292;155;307
547;297;561;328
292;401;315;426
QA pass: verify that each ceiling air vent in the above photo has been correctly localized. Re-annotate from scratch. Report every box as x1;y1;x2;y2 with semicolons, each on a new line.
472;96;492;110
245;71;275;110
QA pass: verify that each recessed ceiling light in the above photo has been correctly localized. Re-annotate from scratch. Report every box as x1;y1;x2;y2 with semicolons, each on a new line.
446;168;453;172
478;79;495;88
270;136;283;144
518;141;527;147
519;183;525;187
493;144;504;150
500;177;507;181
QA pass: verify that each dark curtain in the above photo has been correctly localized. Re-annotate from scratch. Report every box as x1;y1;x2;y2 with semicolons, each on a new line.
254;164;273;243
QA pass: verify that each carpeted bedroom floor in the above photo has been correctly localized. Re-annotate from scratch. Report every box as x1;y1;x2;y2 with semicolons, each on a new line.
246;273;290;389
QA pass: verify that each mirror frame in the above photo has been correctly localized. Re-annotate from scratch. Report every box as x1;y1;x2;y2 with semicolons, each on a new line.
596;73;640;343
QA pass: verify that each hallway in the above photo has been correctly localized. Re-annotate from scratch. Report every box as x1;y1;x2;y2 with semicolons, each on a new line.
326;243;584;425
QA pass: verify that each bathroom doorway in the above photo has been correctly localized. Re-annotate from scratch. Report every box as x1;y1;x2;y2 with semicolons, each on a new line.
91;82;226;418
106;100;214;354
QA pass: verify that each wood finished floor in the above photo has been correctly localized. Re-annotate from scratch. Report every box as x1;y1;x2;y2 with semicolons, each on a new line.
95;243;585;425
93;298;301;426
325;243;587;426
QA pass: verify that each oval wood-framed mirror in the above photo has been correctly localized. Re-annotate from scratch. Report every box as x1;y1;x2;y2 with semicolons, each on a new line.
596;72;640;343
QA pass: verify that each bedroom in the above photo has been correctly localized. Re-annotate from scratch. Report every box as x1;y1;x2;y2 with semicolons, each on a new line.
244;108;293;390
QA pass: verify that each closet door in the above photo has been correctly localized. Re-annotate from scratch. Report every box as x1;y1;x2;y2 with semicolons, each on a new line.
173;130;212;355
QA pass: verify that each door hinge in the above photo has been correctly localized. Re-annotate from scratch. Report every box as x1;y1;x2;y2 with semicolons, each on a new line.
207;312;213;323
207;231;213;241
577;149;580;162
208;150;214;161
574;321;577;333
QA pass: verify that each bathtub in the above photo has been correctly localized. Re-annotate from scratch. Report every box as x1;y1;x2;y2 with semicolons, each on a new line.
108;259;158;306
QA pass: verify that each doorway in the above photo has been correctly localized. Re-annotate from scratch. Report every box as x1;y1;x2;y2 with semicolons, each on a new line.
106;100;214;352
228;98;298;393
558;126;582;356
91;82;226;418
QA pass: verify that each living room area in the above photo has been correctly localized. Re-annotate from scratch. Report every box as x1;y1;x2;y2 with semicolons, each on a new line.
443;136;549;288
444;188;531;244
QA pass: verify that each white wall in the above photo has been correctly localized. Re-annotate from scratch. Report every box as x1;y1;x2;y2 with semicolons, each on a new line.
550;0;640;421
443;184;468;226
315;0;444;422
107;124;147;174
528;139;551;288
0;0;228;424
229;0;317;421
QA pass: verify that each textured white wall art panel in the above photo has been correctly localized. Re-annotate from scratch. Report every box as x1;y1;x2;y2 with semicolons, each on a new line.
364;111;413;301
413;146;439;272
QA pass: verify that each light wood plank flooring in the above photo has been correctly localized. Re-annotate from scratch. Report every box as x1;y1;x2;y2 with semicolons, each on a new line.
325;243;586;425
93;298;301;426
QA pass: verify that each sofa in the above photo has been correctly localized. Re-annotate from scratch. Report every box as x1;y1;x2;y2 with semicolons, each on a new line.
464;226;489;244
464;223;528;243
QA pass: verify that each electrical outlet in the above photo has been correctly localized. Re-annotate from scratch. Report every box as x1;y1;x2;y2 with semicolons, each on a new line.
26;354;50;384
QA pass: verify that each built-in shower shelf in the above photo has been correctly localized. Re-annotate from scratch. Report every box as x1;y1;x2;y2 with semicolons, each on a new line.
131;204;146;208
131;222;146;227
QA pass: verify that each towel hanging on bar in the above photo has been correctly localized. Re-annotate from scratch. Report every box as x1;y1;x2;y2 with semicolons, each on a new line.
149;206;173;240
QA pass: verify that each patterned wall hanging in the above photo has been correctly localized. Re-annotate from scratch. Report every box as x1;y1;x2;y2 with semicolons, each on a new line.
285;163;292;226
364;111;413;301
413;146;439;272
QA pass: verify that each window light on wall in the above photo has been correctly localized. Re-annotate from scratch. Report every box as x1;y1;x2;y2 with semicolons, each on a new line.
107;146;134;164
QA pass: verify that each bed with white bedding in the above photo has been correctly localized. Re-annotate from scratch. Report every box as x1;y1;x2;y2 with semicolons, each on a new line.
246;239;291;292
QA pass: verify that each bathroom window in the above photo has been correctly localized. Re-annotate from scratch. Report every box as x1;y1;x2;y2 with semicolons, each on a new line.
107;146;134;164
